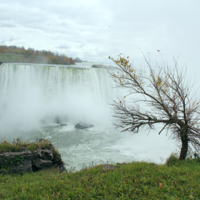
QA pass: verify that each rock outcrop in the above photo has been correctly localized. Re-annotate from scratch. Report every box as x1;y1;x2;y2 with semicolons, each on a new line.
91;64;114;69
60;123;67;126
103;164;115;171
91;64;105;68
75;122;94;129
0;150;33;175
0;140;66;175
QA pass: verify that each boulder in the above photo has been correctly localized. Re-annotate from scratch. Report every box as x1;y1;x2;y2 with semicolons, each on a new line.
35;158;53;169
52;153;66;173
91;64;114;69
54;116;61;124
34;149;53;160
0;150;33;174
10;158;33;174
60;123;67;126
91;64;104;68
0;150;33;166
0;140;67;175
75;122;94;129
53;152;61;163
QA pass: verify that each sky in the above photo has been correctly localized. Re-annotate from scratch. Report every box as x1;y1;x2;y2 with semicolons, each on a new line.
1;0;200;77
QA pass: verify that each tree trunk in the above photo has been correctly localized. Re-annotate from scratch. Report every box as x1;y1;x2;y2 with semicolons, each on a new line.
179;129;189;160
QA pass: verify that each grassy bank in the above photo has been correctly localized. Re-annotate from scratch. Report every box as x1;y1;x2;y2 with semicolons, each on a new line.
0;51;75;65
0;157;200;199
0;137;59;155
0;53;24;62
0;52;49;64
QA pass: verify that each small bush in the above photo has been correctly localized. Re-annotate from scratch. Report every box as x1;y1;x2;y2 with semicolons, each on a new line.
0;140;22;153
0;138;57;154
165;153;179;166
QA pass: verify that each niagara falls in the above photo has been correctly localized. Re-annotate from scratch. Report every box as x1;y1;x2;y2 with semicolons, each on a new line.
0;62;177;171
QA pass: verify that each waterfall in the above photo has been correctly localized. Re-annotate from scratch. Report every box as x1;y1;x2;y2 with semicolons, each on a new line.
0;63;178;169
0;63;114;133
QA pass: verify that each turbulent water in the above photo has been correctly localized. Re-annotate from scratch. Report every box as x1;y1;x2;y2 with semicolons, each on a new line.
0;62;178;171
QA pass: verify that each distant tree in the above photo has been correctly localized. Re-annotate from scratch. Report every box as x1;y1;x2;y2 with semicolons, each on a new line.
69;58;75;64
74;57;82;62
63;57;70;65
109;54;200;160
0;47;7;53
0;45;75;65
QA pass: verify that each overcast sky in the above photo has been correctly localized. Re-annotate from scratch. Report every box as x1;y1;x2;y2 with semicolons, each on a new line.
1;0;200;76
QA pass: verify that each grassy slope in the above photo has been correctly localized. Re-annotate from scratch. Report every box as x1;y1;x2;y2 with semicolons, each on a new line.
0;53;47;64
0;53;24;62
0;159;200;199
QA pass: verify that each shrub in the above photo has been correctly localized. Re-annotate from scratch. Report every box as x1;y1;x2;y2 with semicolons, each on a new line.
165;153;179;166
0;138;57;154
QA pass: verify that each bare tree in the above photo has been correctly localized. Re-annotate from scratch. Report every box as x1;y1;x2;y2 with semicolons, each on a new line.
109;54;200;160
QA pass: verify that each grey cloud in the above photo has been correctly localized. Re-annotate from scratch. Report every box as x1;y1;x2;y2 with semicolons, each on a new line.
56;45;70;50
0;0;200;77
0;22;16;28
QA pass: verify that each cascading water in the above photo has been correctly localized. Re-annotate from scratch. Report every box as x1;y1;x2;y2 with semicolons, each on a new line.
0;63;114;134
0;62;178;171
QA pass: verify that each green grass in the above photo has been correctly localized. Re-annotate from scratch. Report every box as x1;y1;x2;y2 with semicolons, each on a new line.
0;138;53;153
0;53;24;62
165;153;180;167
0;53;45;63
1;140;200;199
0;157;200;199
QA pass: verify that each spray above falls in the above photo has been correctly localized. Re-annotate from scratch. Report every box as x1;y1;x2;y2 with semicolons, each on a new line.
0;63;115;134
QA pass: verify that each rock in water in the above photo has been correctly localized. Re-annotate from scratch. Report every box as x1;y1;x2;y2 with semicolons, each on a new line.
60;123;67;126
54;116;61;124
91;64;104;68
75;122;94;129
91;64;114;69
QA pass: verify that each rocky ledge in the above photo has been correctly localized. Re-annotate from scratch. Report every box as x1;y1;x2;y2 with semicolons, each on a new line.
91;64;115;69
0;139;66;175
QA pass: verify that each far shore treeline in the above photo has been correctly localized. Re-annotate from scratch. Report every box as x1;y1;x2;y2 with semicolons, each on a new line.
0;45;82;65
